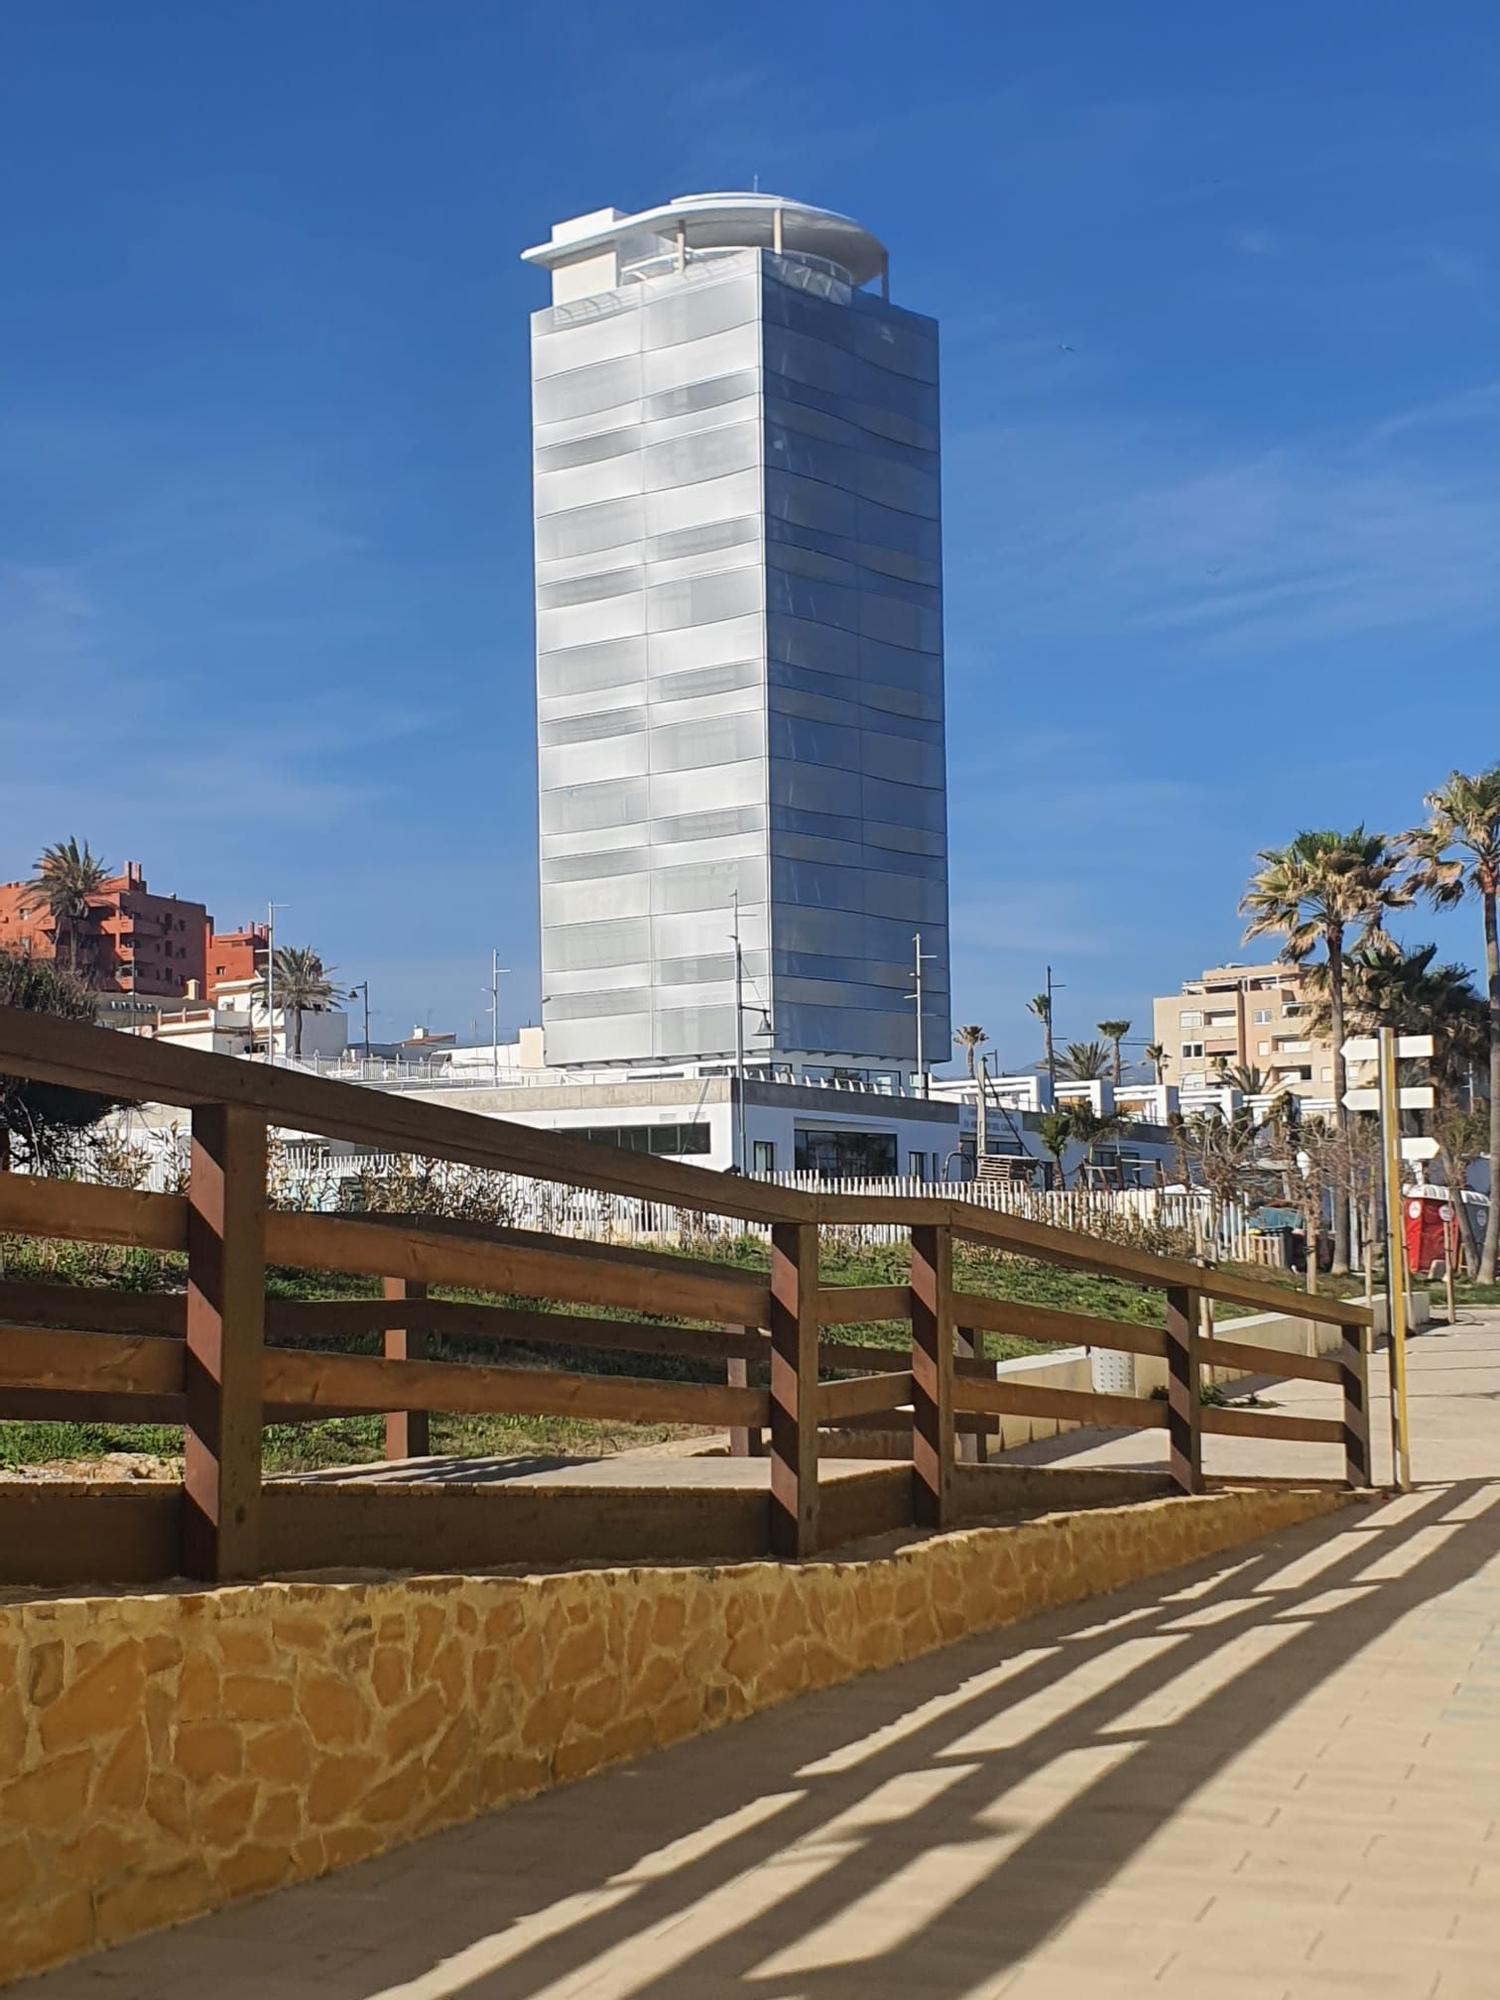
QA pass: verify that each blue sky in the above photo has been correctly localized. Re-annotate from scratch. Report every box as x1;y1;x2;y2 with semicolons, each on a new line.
3;1;1498;1063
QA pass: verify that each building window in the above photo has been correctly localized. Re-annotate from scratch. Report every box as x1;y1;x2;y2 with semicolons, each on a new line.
793;1128;899;1177
1179;1010;1203;1028
1257;1041;1270;1055
751;1139;775;1174
1181;1042;1205;1059
575;1122;711;1157
1252;1009;1272;1024
909;1152;926;1181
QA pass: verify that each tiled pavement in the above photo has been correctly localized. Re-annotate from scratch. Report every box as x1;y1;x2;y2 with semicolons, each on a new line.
17;1313;1500;2000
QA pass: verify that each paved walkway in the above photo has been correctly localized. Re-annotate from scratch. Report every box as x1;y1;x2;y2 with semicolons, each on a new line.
19;1316;1500;2000
1008;1307;1500;1488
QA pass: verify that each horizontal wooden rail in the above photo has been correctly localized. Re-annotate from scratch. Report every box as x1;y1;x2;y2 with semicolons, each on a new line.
1200;1406;1346;1445
0;1010;1374;1336
952;1375;1169;1431
0;1324;185;1397
266;1295;762;1365
1197;1335;1343;1386
816;1285;911;1326
0;1005;810;1226
0;1388;369;1424
816;1371;915;1423
355;1210;765;1293
0;1279;185;1336
0;1177;188;1253
263;1210;772;1326
261;1347;768;1429
947;1211;1371;1329
951;1292;1170;1359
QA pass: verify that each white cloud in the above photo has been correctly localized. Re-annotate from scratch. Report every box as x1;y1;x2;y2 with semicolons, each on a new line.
945;405;1500;654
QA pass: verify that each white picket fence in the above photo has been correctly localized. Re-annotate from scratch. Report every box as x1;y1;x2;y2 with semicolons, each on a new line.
298;1151;1281;1265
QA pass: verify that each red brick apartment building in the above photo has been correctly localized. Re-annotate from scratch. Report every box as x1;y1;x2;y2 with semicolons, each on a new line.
0;861;209;1000
206;923;270;998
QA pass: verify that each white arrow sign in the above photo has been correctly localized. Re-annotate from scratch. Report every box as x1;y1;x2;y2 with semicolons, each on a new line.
1400;1135;1441;1161
1343;1085;1436;1112
1341;1034;1435;1062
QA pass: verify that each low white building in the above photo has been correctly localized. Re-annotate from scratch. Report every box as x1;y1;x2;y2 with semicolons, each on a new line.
105;1027;961;1188
128;977;350;1064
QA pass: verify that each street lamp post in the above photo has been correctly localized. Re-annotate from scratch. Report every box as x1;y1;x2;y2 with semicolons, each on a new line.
907;932;936;1099
732;894;747;1170
264;901;287;1065
350;981;371;1055
486;951;510;1087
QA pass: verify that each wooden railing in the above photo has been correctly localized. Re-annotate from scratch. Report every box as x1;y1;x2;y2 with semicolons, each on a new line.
0;1006;1375;1582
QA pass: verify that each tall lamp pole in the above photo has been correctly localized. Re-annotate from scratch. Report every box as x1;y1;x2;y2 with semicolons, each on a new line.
486;951;510;1087
264;901;287;1065
732;893;747;1169
350;980;371;1055
1045;963;1063;1097
908;931;936;1099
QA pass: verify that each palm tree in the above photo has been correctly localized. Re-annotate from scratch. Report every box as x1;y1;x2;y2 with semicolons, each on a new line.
1097;1018;1132;1084
1214;1060;1280;1103
23;838;109;983
1055;1039;1112;1082
1145;1041;1167;1085
1242;827;1411;1272
1325;940;1488;1273
1026;992;1055;1082
1066;1103;1135;1184
1037;1109;1073;1189
1404;767;1500;1281
258;945;340;1059
952;1024;989;1077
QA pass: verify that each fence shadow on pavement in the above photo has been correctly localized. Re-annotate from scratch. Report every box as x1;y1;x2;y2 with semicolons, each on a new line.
29;1480;1500;2000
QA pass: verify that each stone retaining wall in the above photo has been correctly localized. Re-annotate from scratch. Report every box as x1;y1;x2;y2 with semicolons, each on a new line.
0;1483;1353;1987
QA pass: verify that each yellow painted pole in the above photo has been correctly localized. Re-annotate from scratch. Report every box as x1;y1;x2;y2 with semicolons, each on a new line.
1380;1026;1412;1491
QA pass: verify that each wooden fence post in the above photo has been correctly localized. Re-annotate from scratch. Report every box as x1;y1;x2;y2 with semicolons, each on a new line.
183;1104;268;1580
383;1277;430;1460
768;1222;819;1557
954;1323;985;1463
725;1333;764;1458
1164;1284;1203;1495
1340;1321;1373;1488
911;1223;955;1527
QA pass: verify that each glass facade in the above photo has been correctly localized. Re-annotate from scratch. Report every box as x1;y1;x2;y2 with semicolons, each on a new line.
532;245;949;1068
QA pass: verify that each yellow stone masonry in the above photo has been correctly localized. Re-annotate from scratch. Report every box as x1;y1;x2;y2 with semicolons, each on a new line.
0;1485;1351;1987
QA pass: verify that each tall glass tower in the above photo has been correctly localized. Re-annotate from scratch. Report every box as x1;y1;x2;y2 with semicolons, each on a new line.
523;193;949;1072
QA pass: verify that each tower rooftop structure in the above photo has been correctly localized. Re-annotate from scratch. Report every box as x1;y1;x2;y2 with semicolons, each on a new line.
522;193;889;302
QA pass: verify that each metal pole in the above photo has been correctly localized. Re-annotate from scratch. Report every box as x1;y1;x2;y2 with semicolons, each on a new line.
488;951;509;1088
1380;1024;1413;1491
914;931;926;1099
264;901;285;1065
732;893;746;1170
361;981;370;1054
1045;963;1059;1096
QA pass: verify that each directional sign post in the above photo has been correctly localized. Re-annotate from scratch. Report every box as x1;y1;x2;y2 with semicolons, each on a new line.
1343;1086;1436;1113
1400;1135;1441;1163
1343;1027;1430;1491
1378;1026;1414;1492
